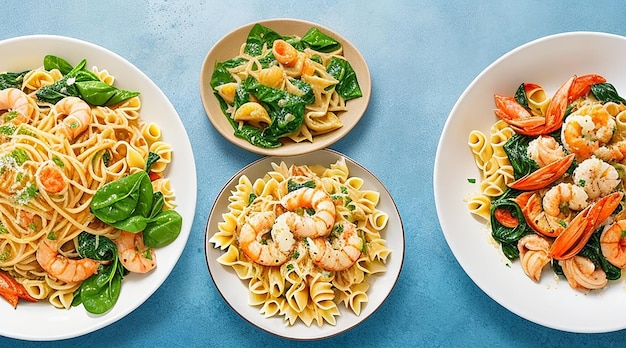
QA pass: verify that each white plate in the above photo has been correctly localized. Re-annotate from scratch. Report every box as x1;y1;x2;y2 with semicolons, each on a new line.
0;35;197;341
205;149;404;340
199;18;371;157
434;31;626;333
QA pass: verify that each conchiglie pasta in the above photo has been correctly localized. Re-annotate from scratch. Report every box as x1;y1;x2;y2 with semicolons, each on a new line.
148;141;172;173
141;122;162;145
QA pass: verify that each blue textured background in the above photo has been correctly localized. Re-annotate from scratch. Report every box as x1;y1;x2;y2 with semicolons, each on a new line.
1;1;625;347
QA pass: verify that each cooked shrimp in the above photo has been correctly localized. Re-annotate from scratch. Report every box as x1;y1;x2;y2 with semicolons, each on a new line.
595;140;626;163
281;187;336;239
238;211;295;266
0;87;32;124
36;238;99;283
17;210;34;230
116;231;156;273
308;222;363;272
600;220;626;268
559;256;608;292
514;191;568;238
517;234;551;282
526;135;566;167
53;96;91;140
37;163;68;194
272;39;300;68
572;157;620;200
542;183;588;217
561;106;616;161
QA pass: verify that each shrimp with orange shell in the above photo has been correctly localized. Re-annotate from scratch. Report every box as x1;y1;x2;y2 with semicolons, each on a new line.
470;72;626;291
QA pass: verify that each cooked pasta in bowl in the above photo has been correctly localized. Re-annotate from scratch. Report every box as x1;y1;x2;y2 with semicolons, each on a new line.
205;149;404;340
435;32;626;333
0;35;196;341
199;18;371;156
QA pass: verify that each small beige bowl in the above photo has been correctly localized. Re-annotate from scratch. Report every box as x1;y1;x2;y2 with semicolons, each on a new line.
199;18;371;156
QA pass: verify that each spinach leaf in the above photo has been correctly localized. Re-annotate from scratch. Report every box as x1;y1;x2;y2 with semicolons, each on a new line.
234;124;282;148
513;83;530;109
36;55;140;106
72;232;125;314
43;55;75;74
73;261;124;314
145;151;160;173
242;77;307;140
0;71;29;89
489;189;531;260
503;133;540;180
326;57;362;101
90;171;154;225
288;78;315;104
301;27;342;53
149;192;165;219
245;24;283;56
579;229;621;280
76;232;116;261
210;58;247;89
143;210;183;248
591;83;626;104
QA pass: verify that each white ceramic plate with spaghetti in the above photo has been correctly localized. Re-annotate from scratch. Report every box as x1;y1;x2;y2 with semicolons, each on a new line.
204;149;404;340
434;31;626;333
199;18;371;157
0;35;196;341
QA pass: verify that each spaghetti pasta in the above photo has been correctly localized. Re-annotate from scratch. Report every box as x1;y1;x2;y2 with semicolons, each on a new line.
0;56;178;310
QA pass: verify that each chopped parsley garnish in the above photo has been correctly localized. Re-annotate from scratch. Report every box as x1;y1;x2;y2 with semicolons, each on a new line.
248;193;257;206
467;178;476;183
11;148;29;165
14;182;38;205
52;156;64;168
0;124;16;136
3;111;18;122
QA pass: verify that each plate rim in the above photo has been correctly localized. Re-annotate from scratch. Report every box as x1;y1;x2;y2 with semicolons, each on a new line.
204;148;404;340
198;17;372;157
